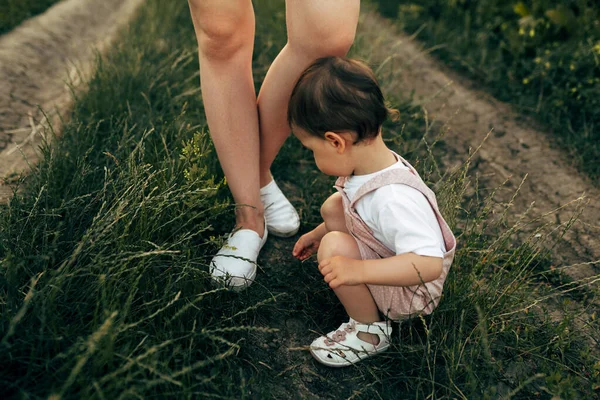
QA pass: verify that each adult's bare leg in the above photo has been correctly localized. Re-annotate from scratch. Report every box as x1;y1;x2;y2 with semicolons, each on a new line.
257;0;360;187
188;0;263;236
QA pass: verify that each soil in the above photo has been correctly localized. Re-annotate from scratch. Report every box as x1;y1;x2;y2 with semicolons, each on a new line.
0;0;145;203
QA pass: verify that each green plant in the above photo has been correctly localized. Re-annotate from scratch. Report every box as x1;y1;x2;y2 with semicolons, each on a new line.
0;0;62;34
375;0;600;181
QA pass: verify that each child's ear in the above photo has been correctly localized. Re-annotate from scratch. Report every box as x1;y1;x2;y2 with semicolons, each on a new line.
324;131;347;154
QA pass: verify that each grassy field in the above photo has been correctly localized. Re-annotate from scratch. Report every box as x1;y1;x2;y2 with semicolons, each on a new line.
0;0;62;34
374;0;600;182
0;0;598;398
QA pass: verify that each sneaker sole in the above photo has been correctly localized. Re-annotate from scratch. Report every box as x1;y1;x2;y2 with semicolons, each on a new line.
267;225;300;238
229;264;257;291
309;343;390;367
211;262;257;291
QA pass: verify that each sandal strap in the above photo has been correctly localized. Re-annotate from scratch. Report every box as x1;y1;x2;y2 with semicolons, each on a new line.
353;320;392;337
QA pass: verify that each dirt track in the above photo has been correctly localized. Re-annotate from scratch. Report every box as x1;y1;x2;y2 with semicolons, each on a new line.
0;0;144;203
357;11;599;282
0;4;597;281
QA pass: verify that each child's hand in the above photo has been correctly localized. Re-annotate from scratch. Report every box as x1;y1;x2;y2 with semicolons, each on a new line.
318;256;365;289
293;232;321;261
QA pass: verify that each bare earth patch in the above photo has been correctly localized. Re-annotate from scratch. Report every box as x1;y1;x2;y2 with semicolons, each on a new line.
357;10;599;282
0;0;144;203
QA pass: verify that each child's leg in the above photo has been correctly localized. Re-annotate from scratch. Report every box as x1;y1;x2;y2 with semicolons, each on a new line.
321;193;347;233
293;193;346;260
318;231;382;345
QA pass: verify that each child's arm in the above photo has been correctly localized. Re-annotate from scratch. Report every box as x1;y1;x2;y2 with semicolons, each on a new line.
318;253;443;289
292;223;328;261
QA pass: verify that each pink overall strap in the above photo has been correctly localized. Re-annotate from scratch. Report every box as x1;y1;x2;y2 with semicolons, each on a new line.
334;176;394;258
335;154;456;255
353;168;455;254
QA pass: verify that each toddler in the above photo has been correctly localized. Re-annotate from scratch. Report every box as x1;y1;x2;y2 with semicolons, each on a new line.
289;57;456;367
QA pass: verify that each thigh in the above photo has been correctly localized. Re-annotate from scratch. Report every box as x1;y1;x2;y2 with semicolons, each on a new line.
285;0;360;55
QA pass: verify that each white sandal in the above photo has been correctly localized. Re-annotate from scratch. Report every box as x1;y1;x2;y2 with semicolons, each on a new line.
260;179;300;237
210;220;268;290
309;319;392;367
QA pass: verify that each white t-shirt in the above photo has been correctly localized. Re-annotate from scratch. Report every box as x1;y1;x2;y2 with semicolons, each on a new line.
343;158;446;258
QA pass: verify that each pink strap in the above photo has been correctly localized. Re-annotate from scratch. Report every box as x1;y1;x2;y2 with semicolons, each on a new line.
334;153;455;253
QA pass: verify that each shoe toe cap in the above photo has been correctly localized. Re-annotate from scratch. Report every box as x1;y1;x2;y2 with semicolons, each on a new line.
210;255;257;288
266;210;300;236
262;184;300;237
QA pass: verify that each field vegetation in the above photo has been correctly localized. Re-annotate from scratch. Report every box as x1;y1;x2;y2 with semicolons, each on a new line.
0;0;62;34
0;0;598;398
376;0;600;181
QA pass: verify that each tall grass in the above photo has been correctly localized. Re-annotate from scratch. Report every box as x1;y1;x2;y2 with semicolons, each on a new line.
0;0;598;398
0;0;62;34
373;0;600;182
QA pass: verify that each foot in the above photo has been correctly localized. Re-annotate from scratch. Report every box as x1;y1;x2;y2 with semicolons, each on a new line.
309;319;391;367
260;179;300;237
210;219;268;290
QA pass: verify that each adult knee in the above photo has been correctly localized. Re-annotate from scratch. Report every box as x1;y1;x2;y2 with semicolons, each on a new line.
189;0;252;61
197;18;249;61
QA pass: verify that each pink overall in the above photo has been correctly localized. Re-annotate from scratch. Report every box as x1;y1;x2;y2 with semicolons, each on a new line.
334;153;457;321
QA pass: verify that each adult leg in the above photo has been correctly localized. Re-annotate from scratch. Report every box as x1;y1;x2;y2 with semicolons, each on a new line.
317;231;381;344
257;0;361;186
188;0;263;235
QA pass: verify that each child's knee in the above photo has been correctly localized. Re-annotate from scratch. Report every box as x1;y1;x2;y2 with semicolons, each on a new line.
317;231;353;261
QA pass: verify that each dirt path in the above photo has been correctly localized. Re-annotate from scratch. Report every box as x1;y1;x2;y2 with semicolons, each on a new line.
0;0;145;203
357;10;599;282
2;3;596;280
1;0;596;287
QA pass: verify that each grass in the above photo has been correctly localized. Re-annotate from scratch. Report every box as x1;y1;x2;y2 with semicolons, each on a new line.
0;0;62;34
0;0;598;398
372;0;600;182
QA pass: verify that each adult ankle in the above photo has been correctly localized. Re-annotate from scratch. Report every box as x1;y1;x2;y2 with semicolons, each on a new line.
259;172;273;188
235;208;265;236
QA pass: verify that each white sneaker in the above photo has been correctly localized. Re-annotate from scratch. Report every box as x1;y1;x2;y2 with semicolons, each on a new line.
260;179;300;237
309;319;391;367
210;220;268;290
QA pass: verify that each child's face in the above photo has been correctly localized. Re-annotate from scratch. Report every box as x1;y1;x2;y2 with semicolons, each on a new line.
292;126;354;176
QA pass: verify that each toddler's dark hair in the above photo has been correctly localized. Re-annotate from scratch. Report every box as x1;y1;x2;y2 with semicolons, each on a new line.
288;56;398;143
